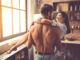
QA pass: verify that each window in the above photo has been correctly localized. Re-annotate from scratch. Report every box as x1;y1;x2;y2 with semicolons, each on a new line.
0;0;27;41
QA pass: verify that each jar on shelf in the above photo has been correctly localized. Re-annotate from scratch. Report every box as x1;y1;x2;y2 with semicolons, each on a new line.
75;5;77;11
70;5;73;11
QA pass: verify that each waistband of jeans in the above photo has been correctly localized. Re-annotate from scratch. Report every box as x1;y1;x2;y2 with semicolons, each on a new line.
35;51;54;55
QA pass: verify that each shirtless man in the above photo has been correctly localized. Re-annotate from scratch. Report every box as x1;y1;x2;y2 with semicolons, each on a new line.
7;4;62;60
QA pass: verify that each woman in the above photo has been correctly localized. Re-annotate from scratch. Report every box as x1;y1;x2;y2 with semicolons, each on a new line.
53;12;70;39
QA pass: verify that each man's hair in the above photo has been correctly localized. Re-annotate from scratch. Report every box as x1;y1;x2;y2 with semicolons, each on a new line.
41;4;53;16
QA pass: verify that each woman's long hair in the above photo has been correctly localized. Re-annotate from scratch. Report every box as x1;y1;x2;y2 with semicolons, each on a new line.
57;12;71;34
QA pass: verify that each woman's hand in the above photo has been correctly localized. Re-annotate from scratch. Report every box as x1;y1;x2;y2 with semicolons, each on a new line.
6;45;17;54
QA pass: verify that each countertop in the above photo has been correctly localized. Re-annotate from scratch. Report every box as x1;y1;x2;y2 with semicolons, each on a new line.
0;40;80;60
0;43;26;60
61;40;80;44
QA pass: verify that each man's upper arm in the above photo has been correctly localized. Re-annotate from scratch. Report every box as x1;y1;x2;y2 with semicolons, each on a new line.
26;26;34;48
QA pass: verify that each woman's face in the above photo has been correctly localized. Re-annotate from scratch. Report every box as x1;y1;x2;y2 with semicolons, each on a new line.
56;13;65;24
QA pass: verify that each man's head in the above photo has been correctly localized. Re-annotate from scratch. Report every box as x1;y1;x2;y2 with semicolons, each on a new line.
41;4;53;19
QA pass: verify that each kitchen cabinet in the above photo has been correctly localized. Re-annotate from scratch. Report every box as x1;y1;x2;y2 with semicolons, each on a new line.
6;48;28;60
53;1;80;21
0;44;28;60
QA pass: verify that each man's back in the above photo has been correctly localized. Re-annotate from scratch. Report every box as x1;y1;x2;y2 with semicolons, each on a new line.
28;19;61;53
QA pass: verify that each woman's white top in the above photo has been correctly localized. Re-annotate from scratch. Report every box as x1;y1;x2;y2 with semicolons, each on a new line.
52;20;67;39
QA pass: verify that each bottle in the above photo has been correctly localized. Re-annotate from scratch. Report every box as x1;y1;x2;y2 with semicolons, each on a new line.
70;5;72;11
75;5;77;11
15;55;18;60
17;54;21;60
21;51;25;60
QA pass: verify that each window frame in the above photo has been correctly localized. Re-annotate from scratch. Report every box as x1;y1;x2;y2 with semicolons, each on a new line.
0;0;27;42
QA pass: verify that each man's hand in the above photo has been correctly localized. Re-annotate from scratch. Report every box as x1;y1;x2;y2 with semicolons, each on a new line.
6;45;17;54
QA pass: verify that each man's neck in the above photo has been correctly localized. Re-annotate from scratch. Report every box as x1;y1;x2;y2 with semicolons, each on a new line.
42;16;48;19
42;16;52;20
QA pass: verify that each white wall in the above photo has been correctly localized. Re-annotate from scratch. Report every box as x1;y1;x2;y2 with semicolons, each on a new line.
27;0;36;29
27;1;36;60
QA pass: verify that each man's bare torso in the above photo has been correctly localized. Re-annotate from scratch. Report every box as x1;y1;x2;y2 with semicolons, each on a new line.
27;19;61;53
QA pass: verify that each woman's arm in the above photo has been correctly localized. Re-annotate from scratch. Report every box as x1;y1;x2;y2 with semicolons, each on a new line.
6;32;29;54
7;22;35;54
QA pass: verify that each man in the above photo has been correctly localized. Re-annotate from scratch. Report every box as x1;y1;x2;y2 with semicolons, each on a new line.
7;4;62;60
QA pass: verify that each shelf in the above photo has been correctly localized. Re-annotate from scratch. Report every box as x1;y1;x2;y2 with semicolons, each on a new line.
53;1;80;4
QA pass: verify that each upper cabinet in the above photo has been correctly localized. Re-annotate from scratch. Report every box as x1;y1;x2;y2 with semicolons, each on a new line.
53;1;80;12
53;0;80;2
53;1;80;21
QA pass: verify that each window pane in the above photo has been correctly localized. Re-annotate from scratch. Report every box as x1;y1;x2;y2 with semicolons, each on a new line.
2;0;11;7
13;9;20;34
20;0;26;10
20;11;26;32
13;0;19;8
2;7;12;37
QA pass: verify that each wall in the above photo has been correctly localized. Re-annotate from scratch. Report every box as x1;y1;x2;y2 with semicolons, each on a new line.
27;0;80;28
27;0;36;29
34;0;54;13
34;0;80;13
0;0;2;39
27;1;36;60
